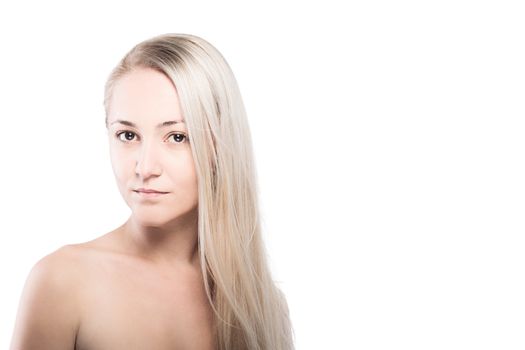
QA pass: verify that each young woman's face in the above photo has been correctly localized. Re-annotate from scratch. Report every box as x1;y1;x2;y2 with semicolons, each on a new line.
106;67;198;227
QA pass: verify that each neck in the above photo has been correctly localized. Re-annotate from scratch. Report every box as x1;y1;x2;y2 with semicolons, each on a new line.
120;207;200;269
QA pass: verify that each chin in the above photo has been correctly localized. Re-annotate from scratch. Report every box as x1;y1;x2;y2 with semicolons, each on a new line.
131;209;190;228
131;212;167;227
132;219;161;229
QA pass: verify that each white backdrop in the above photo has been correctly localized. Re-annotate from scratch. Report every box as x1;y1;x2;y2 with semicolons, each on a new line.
1;1;524;349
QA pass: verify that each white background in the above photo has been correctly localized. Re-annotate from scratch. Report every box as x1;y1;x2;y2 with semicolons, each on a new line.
1;1;524;349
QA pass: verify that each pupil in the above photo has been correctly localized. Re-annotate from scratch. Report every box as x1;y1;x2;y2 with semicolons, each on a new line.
125;132;134;140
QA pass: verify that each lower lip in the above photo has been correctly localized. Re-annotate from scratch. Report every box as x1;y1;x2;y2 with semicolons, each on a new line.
133;191;168;199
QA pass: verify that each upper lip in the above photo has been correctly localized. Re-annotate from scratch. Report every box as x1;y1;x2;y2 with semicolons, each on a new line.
134;188;168;194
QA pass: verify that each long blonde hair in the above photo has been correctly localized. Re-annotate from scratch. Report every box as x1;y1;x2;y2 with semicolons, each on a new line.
103;33;294;350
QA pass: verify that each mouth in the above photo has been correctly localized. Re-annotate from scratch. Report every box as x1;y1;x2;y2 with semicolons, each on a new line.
134;188;169;194
133;190;168;199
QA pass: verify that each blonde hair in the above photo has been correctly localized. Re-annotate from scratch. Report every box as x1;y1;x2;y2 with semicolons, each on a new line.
103;33;294;350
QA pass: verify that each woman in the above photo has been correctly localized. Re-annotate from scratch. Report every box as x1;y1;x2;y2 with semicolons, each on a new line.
10;33;294;350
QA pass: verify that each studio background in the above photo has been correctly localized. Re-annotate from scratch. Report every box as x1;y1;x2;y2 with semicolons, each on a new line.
1;1;524;349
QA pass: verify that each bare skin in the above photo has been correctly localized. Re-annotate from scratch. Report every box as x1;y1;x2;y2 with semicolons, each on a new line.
10;223;216;350
10;68;217;349
81;216;217;349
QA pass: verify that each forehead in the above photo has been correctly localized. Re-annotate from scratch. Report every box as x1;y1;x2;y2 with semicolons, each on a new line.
109;67;184;124
110;119;185;130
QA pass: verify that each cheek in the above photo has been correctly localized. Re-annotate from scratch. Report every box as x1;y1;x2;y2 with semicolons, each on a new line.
167;154;198;193
109;147;133;184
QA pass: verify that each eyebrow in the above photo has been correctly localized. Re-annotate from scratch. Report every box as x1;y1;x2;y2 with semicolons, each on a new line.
110;119;185;128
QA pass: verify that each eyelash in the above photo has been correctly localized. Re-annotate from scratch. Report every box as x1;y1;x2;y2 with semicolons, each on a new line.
115;130;188;144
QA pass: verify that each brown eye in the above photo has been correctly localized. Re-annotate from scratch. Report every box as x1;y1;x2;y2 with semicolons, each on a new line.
168;133;187;144
116;131;137;142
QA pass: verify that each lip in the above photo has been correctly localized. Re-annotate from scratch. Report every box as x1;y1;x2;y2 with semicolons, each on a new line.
133;190;168;199
133;188;169;199
134;188;168;194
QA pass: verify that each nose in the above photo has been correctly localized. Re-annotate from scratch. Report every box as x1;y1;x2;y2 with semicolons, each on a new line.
135;140;162;180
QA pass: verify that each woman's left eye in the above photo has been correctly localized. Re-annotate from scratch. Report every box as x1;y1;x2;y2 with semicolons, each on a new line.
167;133;187;144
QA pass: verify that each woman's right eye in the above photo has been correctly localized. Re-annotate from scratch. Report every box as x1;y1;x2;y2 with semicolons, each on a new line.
116;131;137;142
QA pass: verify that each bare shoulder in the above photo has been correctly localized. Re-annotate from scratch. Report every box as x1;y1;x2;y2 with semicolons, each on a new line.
37;244;86;271
22;244;87;300
30;244;91;283
10;245;85;350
